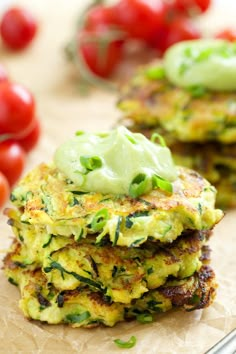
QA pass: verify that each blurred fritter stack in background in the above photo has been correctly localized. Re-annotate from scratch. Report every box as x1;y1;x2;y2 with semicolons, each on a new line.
118;61;236;209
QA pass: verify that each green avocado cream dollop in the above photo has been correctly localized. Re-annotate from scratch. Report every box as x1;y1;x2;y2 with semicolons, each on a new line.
164;39;236;91
54;126;177;197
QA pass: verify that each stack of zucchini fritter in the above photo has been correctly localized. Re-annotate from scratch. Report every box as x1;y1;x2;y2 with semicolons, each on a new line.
3;160;222;327
118;63;236;209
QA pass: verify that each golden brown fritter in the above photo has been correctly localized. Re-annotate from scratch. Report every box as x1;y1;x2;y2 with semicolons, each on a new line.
7;163;222;247
3;230;209;304
118;62;236;143
4;245;216;328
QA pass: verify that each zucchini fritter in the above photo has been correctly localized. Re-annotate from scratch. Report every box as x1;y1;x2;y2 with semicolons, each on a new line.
118;63;236;144
117;63;236;208
3;136;222;328
4;245;216;328
7;163;222;247
4;230;208;304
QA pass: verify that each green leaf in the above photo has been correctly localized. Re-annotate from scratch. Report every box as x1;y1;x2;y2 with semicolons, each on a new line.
152;175;173;193
91;208;109;232
65;311;90;324
114;336;137;349
129;174;150;198
80;155;102;172
151;132;166;147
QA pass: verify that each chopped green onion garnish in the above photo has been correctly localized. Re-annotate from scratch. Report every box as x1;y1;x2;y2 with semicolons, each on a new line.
152;174;173;193
145;66;165;80
91;208;109;232
75;130;84;136
114;336;137;349
184;47;193;58
187;85;207;98
179;62;189;75
97;132;109;138
125;134;137;144
136;313;153;324
80;155;102;172
151;132;166;147
195;48;213;62
129;173;149;198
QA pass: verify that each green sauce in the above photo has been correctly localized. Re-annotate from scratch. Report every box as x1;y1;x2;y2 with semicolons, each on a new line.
164;39;236;91
54;127;177;196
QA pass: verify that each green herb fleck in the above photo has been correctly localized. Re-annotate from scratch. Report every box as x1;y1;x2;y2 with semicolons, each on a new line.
179;62;189;76
74;228;84;242
187;85;207;98
136;313;153;324
19;234;24;242
42;234;55;248
195;48;213;62
147;300;162;311
125;210;149;229
10;193;17;202
113;216;122;246
44;260;103;291
8;277;18;286
147;267;154;275
125;216;133;229
65;311;91;324
198;203;202;215
75;130;84;136
130;237;145;247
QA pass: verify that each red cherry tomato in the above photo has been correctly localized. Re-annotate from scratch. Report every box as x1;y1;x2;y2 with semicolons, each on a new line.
0;82;35;138
174;0;211;15
154;18;201;54
215;28;236;42
0;171;10;209
0;7;37;50
0;141;26;186
15;118;41;152
85;5;115;31
79;29;123;78
0;64;8;83
111;0;164;41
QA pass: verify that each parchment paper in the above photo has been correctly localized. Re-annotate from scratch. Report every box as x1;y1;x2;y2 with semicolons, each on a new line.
0;1;236;353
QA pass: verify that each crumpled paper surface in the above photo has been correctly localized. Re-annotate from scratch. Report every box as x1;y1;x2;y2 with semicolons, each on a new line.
0;0;236;353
